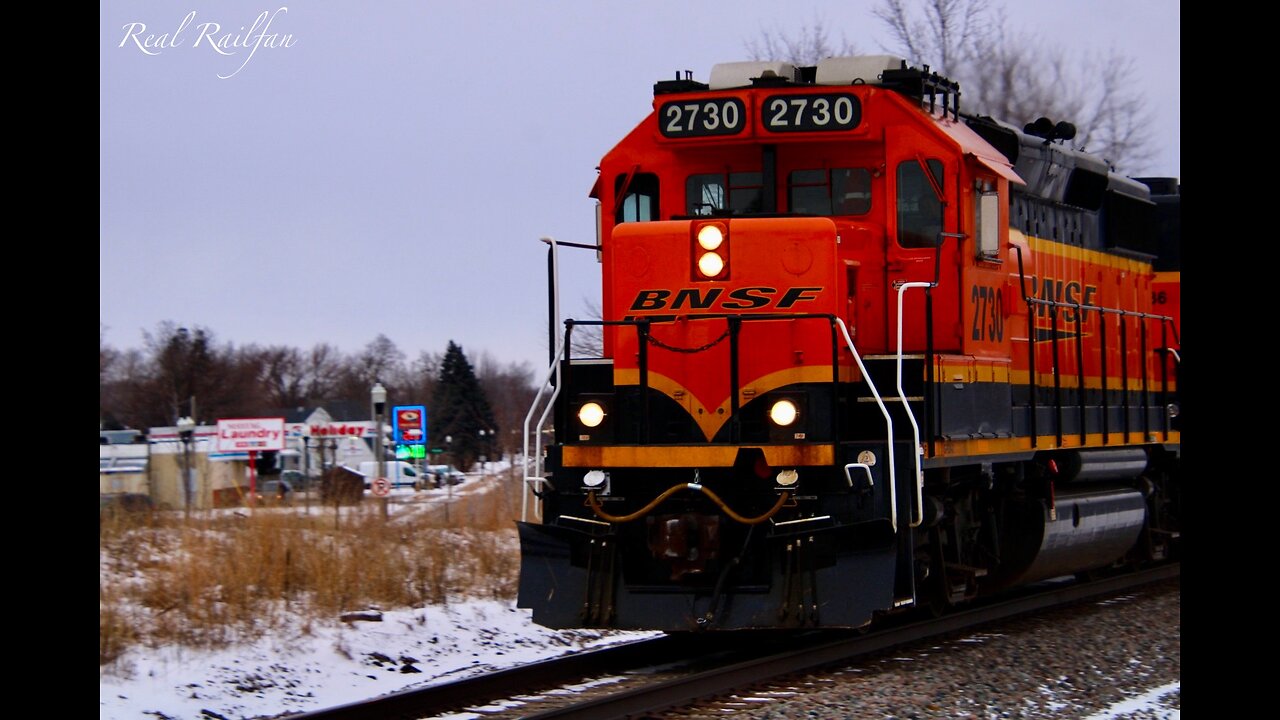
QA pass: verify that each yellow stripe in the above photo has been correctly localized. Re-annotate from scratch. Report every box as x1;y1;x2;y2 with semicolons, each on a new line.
1026;236;1154;273
935;431;1180;457
1007;369;1177;392
935;362;1177;392
1153;271;1180;284
562;444;835;468
615;365;854;441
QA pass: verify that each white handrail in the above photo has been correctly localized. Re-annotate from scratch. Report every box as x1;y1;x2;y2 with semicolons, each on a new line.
521;237;565;523
842;462;874;490
834;318;898;533
896;282;931;529
521;342;564;523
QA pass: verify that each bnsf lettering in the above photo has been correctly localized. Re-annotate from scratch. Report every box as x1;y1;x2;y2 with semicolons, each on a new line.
1027;276;1098;323
629;287;823;312
723;287;774;309
631;290;671;311
778;287;823;308
672;288;722;309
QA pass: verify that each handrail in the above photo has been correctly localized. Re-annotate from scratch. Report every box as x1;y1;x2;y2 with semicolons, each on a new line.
521;339;564;523
1013;245;1178;447
896;282;931;529
842;462;874;490
522;237;565;523
835;318;899;533
531;305;907;533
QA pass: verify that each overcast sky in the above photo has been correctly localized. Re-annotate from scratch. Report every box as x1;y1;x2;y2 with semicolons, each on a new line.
100;0;1179;370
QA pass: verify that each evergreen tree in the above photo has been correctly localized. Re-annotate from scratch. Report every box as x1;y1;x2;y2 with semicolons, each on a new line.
430;341;498;472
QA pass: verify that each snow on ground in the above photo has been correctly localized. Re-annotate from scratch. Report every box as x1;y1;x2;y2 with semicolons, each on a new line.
99;596;656;720
100;464;659;720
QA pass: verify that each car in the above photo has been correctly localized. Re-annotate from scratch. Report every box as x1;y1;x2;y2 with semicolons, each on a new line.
280;469;310;491
427;465;465;487
253;478;293;505
356;461;426;489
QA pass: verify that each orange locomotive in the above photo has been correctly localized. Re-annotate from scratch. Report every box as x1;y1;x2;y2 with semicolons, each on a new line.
518;56;1180;631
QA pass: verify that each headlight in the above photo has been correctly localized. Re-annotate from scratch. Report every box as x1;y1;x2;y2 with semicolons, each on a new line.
769;399;798;426
578;402;606;427
697;251;725;278
696;224;725;250
583;470;608;487
775;469;799;487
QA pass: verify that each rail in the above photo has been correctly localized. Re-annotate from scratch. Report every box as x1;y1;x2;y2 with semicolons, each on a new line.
522;340;564;523
834;317;900;532
522;237;573;522
896;281;932;528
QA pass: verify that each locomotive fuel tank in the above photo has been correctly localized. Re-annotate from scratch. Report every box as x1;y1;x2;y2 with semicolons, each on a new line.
988;485;1147;590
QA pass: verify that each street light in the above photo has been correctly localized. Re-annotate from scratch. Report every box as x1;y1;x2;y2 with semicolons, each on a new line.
444;434;454;523
372;382;388;519
478;429;496;475
177;416;195;518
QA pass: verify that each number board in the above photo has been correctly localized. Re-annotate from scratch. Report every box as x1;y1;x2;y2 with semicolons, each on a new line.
762;93;861;132
659;97;746;138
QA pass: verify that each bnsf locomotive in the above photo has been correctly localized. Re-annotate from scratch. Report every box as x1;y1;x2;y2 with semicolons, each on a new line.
517;56;1180;631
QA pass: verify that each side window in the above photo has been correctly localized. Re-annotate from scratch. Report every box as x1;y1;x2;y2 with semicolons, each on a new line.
686;172;762;216
616;173;659;223
897;159;944;248
976;180;1000;259
788;168;872;215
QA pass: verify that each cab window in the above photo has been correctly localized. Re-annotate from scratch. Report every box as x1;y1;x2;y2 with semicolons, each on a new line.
897;159;944;248
616;172;659;223
789;168;872;215
686;172;762;216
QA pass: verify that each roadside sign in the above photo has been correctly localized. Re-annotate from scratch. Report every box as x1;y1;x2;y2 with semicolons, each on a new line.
216;417;286;452
394;405;428;445
371;477;392;497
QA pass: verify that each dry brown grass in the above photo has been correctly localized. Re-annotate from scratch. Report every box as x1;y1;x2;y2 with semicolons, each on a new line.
99;476;528;667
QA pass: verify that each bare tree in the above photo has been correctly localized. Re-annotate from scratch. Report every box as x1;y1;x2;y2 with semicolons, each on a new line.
251;345;309;410
335;333;408;405
114;322;258;427
873;0;991;77
745;14;858;66
397;350;442;408
475;353;538;462
303;342;345;403
872;0;1155;172
569;297;605;358
746;2;1156;172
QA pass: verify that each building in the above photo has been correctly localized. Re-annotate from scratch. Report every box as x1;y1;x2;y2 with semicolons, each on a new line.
99;407;382;510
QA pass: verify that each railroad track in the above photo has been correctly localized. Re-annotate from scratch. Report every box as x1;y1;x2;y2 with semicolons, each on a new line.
287;563;1178;720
